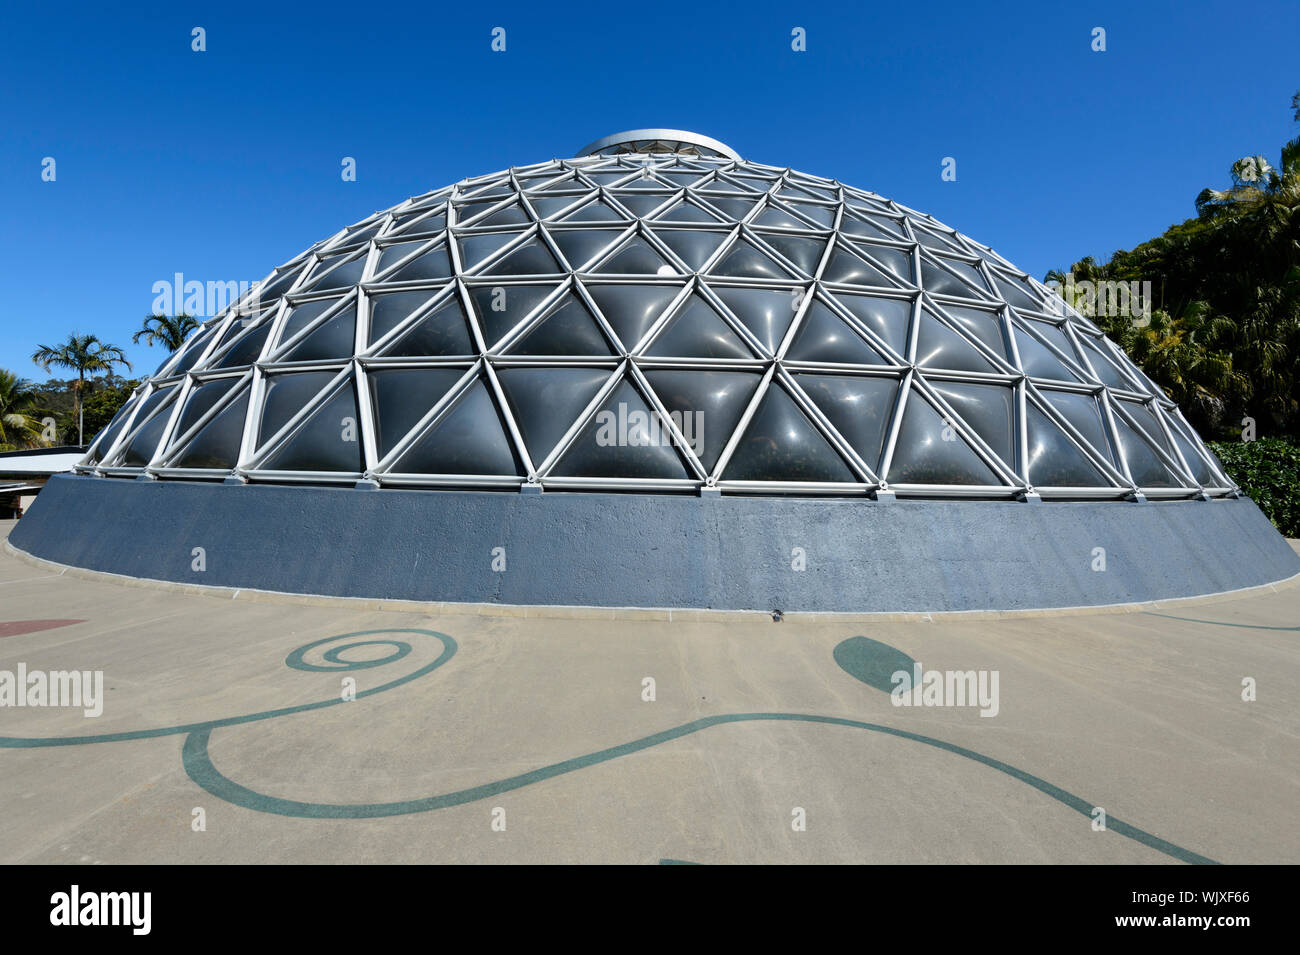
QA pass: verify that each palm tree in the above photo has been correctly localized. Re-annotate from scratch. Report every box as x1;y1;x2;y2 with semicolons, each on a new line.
31;334;132;445
1195;129;1300;221
133;312;198;352
0;370;47;450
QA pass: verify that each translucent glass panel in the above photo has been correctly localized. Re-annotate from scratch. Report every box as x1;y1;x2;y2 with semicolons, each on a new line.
280;298;345;348
1025;404;1110;487
856;243;912;284
915;312;997;374
1111;407;1183;488
459;200;529;228
712;287;798;355
282;302;356;362
171;389;249;470
468;285;555;347
118;388;178;466
260;380;363;473
506;294;613;356
1040;389;1117;467
166;324;218;376
549;229;624;270
1119;400;1175;457
255;265;305;303
479;237;560;276
709;239;797;281
608;193;674;219
369;367;467;459
647;296;755;360
942;305;1007;360
587;284;681;351
380;296;475;357
305;253;367;292
930;255;990;296
992;272;1044;312
213;319;272;369
842;213;903;242
723;384;856;482
391;379;522;476
551;379;690;479
368;290;447;345
754;205;810;229
173;377;240;439
654;229;729;271
643;370;760;473
1078;335;1138;390
258;372;338;448
1165;413;1219;486
887;389;1001;486
929;381;1016;469
386;243;452;283
594;236;674;274
1013;321;1081;382
89;153;1232;498
656;199;726;223
829;293;911;358
496;367;611;466
786;300;886;365
920;256;978;297
457;233;515;270
758;233;829;276
386;208;446;239
85;400;135;464
822;245;898;287
557;198;628;223
794;374;898;472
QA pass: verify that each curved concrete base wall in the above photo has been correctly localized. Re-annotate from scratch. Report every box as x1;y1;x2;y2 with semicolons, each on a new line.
12;474;1300;613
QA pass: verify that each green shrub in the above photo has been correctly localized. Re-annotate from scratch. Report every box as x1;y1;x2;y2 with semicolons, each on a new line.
1208;438;1300;538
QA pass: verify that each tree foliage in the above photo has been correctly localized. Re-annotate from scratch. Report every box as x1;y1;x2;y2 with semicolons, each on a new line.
30;334;133;445
0;370;49;451
133;312;198;352
1209;438;1300;537
1048;92;1300;441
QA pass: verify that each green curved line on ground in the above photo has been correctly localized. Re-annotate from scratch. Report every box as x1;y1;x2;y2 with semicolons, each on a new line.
180;712;1218;864
0;629;457;748
1144;612;1299;631
2;626;1220;865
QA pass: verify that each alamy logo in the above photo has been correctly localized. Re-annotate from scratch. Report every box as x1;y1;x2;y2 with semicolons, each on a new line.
595;402;703;456
1045;271;1153;326
890;662;1000;717
151;272;261;319
0;664;104;717
50;886;151;935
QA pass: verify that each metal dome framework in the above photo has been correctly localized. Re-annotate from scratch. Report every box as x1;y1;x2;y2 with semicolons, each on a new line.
78;149;1236;501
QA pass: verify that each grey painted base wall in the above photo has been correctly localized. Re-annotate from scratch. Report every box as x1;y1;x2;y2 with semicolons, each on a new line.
12;474;1299;613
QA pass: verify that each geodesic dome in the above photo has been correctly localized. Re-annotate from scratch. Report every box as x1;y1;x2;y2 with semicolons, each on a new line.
80;130;1235;500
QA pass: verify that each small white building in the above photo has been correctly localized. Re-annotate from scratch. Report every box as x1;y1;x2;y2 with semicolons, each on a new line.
0;447;85;518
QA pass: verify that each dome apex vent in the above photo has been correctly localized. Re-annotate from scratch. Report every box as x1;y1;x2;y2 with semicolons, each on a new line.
576;129;740;160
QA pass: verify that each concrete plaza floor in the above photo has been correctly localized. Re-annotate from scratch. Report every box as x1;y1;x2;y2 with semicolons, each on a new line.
1;520;1296;864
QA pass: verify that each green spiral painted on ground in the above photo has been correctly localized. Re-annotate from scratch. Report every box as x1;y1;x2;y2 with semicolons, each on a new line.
2;627;1220;864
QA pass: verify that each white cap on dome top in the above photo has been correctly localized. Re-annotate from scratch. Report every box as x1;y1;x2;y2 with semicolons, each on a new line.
576;129;741;161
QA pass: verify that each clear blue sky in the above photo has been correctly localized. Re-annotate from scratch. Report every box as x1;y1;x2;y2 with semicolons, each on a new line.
2;0;1297;381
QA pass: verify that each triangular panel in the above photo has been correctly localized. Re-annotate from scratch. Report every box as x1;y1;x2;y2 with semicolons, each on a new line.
550;378;691;479
722;383;857;482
